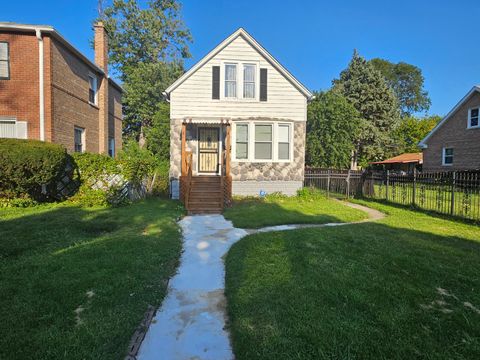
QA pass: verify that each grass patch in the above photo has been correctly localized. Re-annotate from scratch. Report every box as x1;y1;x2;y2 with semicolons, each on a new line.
224;190;367;228
0;199;184;360
225;199;480;359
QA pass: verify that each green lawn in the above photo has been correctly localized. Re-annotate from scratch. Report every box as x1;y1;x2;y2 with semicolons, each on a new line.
224;191;368;228
225;199;480;360
0;199;183;360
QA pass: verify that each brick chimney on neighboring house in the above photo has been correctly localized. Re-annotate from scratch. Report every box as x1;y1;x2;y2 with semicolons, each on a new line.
94;21;109;154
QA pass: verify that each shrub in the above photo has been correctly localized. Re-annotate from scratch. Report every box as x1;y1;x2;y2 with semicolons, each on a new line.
0;139;71;201
118;140;157;185
150;160;170;197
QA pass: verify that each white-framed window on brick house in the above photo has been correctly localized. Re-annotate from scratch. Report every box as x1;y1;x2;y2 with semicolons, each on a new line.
442;147;453;166
224;64;237;98
108;137;115;157
0;42;9;80
0;118;27;139
468;107;479;129
88;74;98;105
74;126;85;153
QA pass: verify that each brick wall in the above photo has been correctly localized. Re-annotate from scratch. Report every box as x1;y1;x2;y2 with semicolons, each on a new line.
50;38;102;153
0;32;41;139
423;91;480;171
108;82;123;154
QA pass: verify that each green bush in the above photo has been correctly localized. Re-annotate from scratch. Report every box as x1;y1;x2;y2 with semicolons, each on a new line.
0;194;39;208
0;139;71;201
150;160;170;197
118;140;157;185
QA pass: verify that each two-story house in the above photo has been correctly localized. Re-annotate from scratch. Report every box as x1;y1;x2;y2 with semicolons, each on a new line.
420;86;480;171
165;28;312;213
0;22;122;155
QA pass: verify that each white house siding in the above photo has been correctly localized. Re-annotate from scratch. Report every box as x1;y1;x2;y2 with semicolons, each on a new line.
169;35;307;122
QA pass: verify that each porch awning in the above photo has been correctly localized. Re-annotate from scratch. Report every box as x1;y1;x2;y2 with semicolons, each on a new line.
182;117;230;124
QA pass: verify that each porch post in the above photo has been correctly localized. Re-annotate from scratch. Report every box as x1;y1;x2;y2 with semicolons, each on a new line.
181;122;186;176
225;124;231;177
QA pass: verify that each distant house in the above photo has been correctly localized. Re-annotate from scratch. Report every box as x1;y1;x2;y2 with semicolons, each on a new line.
164;28;312;213
420;86;480;171
0;22;122;156
370;153;423;173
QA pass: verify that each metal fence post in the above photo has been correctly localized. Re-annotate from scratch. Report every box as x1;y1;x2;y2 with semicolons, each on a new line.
385;170;389;201
326;169;330;198
412;168;416;207
450;171;456;215
346;169;351;199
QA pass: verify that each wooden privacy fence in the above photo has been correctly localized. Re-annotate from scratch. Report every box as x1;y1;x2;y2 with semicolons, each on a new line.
304;168;480;222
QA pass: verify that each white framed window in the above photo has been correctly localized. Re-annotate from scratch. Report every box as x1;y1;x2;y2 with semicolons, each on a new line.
278;124;290;160
0;118;27;139
442;147;453;166
468;107;479;129
88;74;98;105
108;137;115;157
232;121;293;162
0;42;10;80
243;64;256;98
74;126;85;153
254;124;273;160
225;64;237;98
235;123;248;160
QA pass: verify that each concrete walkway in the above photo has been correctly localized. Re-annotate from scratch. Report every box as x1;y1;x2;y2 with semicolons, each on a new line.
137;201;384;360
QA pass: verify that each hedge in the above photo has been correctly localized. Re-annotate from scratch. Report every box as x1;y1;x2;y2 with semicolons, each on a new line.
0;139;72;202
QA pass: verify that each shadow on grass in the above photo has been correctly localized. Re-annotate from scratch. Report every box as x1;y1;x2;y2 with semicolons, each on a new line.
0;199;184;360
226;216;480;360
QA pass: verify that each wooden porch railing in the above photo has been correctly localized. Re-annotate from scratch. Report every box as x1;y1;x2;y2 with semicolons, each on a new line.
180;151;193;209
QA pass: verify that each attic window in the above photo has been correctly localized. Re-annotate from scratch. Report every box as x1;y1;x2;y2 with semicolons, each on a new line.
468;108;479;128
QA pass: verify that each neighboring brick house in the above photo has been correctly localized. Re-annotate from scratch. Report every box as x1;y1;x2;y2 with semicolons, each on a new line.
0;22;122;155
420;86;480;171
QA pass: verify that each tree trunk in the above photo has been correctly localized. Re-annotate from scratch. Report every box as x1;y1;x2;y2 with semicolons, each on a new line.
138;124;146;148
350;149;358;170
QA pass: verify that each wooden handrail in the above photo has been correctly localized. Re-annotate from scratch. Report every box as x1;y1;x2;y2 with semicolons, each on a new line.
183;151;193;209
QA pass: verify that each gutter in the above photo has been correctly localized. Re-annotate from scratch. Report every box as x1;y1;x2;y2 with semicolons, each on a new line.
35;29;45;141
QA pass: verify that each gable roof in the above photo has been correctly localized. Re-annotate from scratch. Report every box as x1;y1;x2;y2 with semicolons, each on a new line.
164;28;313;100
419;85;480;148
0;22;123;92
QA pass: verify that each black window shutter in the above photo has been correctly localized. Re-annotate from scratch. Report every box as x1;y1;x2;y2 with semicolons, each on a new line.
212;66;220;99
260;68;268;101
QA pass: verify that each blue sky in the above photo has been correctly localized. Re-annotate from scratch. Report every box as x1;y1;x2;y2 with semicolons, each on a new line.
3;0;480;115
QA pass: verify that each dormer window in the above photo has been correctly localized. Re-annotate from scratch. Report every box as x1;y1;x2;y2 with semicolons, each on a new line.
468;108;479;128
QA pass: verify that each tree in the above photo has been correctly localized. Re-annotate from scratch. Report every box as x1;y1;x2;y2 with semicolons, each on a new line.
122;61;183;146
393;115;441;153
306;91;361;169
101;0;191;148
102;0;191;76
145;102;171;160
332;50;401;168
370;58;431;116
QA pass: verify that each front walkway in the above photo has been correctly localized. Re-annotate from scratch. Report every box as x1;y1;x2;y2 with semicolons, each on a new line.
137;202;384;360
137;215;247;360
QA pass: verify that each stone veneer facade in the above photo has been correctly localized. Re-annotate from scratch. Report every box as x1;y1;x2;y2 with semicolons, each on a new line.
169;120;305;197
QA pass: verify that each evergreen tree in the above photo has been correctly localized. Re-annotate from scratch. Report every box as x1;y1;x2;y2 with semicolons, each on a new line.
306;91;361;169
333;50;400;168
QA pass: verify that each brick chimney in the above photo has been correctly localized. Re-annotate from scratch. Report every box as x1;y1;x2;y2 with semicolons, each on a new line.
94;21;109;154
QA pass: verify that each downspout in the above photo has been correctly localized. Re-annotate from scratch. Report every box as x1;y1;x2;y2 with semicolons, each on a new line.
35;29;45;141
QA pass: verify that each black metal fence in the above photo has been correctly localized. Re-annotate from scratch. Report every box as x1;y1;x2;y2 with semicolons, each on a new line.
304;168;480;222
